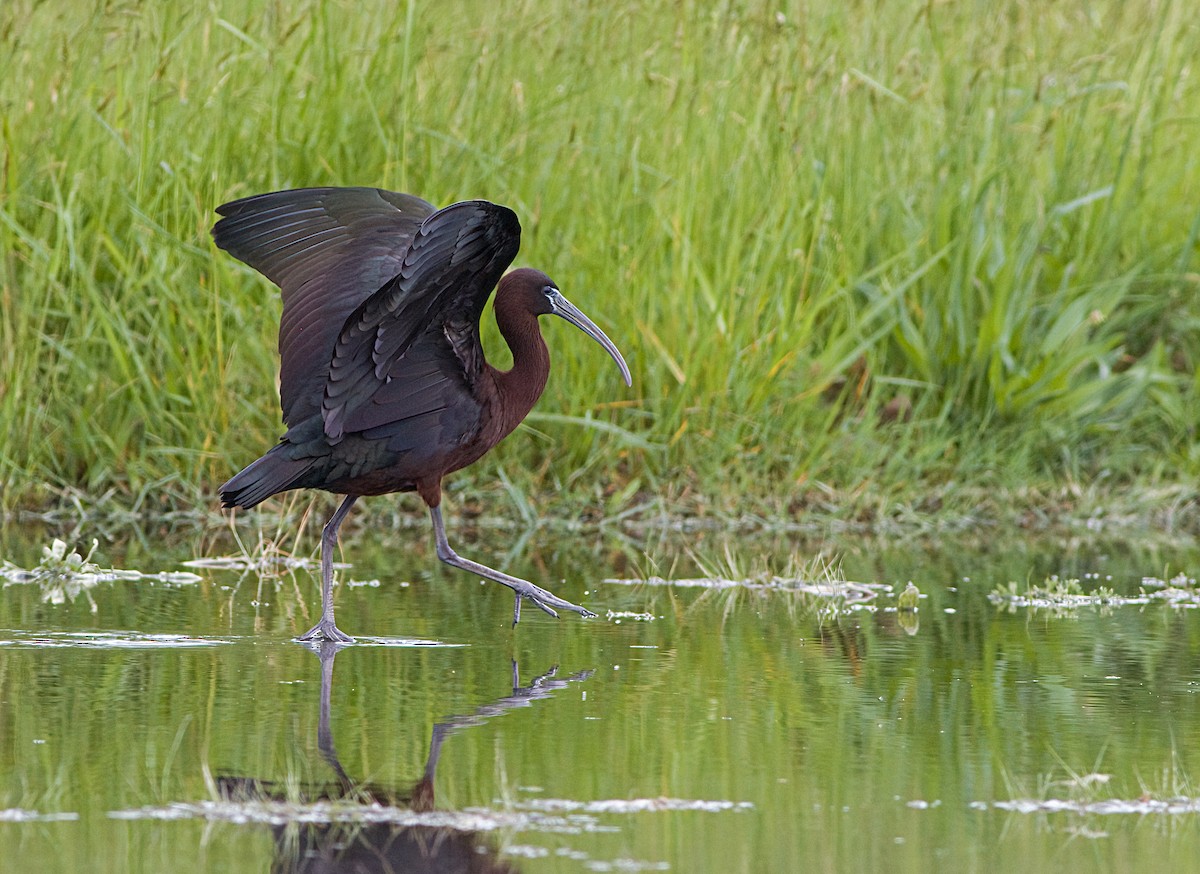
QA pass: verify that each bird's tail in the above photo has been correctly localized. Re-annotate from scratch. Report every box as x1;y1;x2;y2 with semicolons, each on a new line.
219;448;316;510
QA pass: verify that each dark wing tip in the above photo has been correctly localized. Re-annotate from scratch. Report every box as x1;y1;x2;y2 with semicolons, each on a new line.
209;186;439;275
210;186;437;246
210;186;439;427
213;186;334;217
213;186;435;217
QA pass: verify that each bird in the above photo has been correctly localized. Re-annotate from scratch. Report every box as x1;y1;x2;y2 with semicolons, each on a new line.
212;187;631;643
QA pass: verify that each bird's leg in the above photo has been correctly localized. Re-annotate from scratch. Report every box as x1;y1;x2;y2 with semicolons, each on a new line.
298;495;359;643
428;506;595;623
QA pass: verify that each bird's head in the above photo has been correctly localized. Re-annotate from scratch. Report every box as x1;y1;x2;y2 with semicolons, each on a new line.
501;268;632;387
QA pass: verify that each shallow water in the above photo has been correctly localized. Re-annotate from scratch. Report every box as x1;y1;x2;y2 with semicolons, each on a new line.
4;519;1200;872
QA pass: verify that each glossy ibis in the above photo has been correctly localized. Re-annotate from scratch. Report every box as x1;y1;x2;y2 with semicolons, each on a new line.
213;187;631;642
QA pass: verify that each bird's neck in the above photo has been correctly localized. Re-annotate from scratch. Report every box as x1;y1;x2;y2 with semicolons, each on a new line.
493;307;550;434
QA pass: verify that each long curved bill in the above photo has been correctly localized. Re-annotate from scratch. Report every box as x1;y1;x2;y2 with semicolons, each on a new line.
550;292;633;387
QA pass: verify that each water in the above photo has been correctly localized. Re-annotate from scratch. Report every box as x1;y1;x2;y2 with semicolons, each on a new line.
3;519;1200;872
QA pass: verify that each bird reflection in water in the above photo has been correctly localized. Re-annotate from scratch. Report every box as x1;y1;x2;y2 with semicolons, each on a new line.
218;642;594;873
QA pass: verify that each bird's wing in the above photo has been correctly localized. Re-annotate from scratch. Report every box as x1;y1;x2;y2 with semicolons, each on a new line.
321;200;521;445
211;187;437;426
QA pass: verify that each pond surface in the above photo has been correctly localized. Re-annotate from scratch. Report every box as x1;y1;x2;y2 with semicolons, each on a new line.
3;516;1200;872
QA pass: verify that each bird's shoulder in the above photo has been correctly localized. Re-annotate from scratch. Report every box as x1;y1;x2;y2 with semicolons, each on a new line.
321;200;521;441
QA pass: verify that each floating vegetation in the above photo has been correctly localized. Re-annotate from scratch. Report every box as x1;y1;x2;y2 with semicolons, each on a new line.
109;800;533;829
989;576;1120;611
0;808;79;823
979;796;1200;815
108;795;750;830
604;549;890;619
605;610;656;622
905;799;941;810
966;766;1200;819
1;539;202;611
0;631;234;649
989;573;1200;612
603;575;884;605
515;797;753;814
182;554;340;574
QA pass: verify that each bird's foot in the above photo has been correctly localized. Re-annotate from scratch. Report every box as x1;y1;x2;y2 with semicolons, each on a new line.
297;619;355;644
296;637;353;659
510;581;596;624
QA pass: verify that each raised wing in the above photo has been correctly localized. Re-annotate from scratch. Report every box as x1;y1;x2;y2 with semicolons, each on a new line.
322;200;521;443
212;187;436;426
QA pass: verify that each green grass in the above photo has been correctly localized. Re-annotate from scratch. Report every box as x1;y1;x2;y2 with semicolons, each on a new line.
1;0;1198;524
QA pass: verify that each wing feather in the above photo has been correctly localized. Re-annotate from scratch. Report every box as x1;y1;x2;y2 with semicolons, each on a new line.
321;200;521;443
212;187;436;425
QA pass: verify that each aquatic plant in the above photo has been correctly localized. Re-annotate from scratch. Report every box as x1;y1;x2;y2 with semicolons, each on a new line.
1;538;201;610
